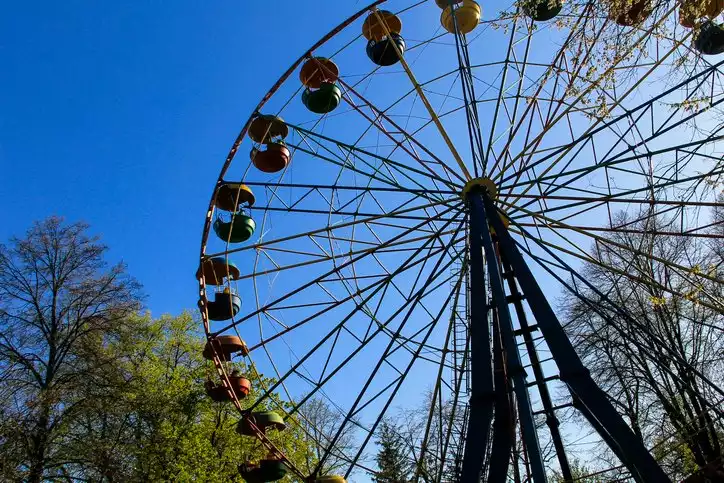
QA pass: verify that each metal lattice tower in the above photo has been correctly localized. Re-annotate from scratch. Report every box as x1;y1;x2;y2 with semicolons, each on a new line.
459;187;670;482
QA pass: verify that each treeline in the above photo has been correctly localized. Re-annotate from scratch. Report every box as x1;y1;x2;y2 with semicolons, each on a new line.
0;218;331;482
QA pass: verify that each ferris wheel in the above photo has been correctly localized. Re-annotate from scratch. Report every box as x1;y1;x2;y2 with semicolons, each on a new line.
197;0;724;481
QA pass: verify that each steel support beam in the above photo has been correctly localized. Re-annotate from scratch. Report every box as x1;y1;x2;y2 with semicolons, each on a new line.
481;192;671;483
473;193;547;483
487;310;514;482
501;256;572;481
460;194;495;482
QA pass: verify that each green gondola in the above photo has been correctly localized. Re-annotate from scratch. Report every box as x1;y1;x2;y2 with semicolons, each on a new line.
302;82;342;114
239;459;288;482
213;213;256;243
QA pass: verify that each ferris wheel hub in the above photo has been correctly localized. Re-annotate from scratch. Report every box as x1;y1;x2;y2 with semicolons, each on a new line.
461;177;498;200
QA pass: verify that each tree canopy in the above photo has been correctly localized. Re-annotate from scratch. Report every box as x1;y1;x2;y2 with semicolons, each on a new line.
562;207;724;479
0;218;338;482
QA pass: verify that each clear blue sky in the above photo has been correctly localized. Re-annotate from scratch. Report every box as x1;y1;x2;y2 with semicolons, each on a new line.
0;1;370;315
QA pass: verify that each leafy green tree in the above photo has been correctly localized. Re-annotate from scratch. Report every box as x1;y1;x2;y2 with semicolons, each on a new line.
0;218;339;482
62;311;333;482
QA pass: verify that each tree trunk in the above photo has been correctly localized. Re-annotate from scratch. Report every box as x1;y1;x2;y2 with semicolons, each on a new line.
28;411;50;483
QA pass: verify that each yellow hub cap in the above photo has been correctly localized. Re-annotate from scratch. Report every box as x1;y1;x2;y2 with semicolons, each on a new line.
461;177;498;200
461;177;510;233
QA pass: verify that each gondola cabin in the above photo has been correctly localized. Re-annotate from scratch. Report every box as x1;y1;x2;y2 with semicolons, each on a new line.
363;10;402;40
237;411;286;436
363;11;405;67
610;0;651;27
205;287;242;321
685;0;724;18
202;335;249;361
441;0;482;34
214;184;256;243
366;33;406;66
198;257;244;322
435;0;462;8
523;0;563;21
204;381;230;402
695;21;724;55
248;114;291;173
213;213;255;244
204;373;251;401
680;0;724;30
239;458;288;483
316;477;346;483
302;83;342;114
198;257;241;285
300;57;342;114
680;6;696;28
215;183;255;212
228;371;251;398
248;114;289;144
251;142;291;173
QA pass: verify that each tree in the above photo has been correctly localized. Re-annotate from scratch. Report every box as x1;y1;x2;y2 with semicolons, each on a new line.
0;217;141;482
371;420;413;483
57;311;336;482
376;389;473;483
562;210;724;479
0;218;329;481
709;194;724;267
59;311;225;482
296;396;359;477
395;396;458;482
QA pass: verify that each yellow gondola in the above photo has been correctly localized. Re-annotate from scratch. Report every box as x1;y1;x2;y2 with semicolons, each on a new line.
315;476;346;483
362;10;402;41
248;114;288;144
441;0;481;34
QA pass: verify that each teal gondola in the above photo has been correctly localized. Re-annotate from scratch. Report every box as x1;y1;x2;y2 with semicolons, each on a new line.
206;290;242;321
